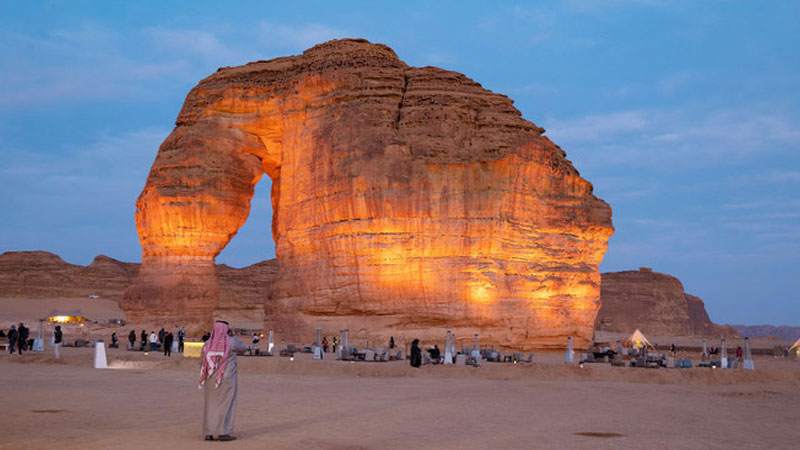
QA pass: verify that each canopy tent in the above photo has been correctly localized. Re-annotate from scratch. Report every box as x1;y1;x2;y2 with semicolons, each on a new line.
790;338;800;357
42;310;87;323
624;329;655;349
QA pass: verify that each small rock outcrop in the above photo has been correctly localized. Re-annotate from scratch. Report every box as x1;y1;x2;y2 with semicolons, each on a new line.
596;268;737;337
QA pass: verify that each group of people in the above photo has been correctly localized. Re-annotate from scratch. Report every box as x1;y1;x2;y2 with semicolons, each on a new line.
3;323;30;355
3;322;63;358
127;326;185;356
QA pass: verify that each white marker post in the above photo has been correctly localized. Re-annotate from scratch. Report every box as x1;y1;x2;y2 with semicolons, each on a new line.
268;329;274;355
313;328;323;360
565;337;574;364
743;337;754;370
720;338;728;370
444;330;454;364
94;339;107;369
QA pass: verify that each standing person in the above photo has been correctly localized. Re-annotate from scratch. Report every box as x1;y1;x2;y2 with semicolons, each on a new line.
178;327;185;352
389;336;395;351
158;328;165;346
140;330;147;351
53;325;63;359
736;346;743;364
200;321;249;441
128;330;136;350
251;333;260;356
164;332;174;357
7;325;18;355
670;343;676;356
149;331;158;351
410;339;422;368
322;336;329;353
111;331;118;348
18;323;29;354
332;336;337;354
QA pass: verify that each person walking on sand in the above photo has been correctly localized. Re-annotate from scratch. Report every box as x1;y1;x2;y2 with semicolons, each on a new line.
7;325;18;355
410;339;422;368
140;330;147;351
53;325;62;359
128;330;136;350
164;332;174;357
200;321;249;441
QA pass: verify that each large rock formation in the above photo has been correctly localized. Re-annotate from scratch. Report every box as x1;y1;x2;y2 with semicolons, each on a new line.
121;39;613;349
596;268;737;337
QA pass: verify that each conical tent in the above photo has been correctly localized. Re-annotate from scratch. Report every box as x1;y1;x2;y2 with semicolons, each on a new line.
789;338;800;357
625;329;655;349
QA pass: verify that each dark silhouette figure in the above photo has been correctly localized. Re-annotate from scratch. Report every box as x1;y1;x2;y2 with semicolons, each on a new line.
7;325;18;354
140;330;147;351
164;332;174;357
410;339;422;368
17;323;29;354
111;331;118;348
128;330;136;349
389;336;395;350
178;327;185;352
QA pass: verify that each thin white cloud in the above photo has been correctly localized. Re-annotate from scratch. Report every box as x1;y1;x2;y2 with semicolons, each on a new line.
147;28;238;61
257;22;347;51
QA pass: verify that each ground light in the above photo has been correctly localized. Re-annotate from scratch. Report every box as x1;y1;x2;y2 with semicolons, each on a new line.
579;362;584;368
289;356;294;361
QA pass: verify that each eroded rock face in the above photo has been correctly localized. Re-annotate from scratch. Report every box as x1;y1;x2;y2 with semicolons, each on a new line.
121;39;613;348
0;251;139;300
596;268;737;337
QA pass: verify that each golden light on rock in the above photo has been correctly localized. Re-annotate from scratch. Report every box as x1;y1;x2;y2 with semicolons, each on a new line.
121;39;613;349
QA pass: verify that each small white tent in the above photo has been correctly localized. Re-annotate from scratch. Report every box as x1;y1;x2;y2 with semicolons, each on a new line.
790;338;800;357
625;329;655;350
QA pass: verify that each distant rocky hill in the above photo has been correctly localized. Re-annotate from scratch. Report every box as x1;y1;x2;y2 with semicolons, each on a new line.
731;325;800;342
596;267;738;338
0;251;274;323
0;251;139;300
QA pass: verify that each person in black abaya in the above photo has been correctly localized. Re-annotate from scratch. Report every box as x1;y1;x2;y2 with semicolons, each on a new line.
409;339;422;368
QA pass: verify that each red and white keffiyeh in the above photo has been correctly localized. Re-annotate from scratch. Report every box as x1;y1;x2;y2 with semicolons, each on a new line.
199;321;231;389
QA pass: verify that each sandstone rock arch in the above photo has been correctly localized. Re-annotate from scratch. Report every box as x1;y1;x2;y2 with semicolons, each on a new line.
121;39;613;349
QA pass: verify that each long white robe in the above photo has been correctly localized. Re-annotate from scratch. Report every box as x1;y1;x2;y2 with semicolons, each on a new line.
202;337;248;436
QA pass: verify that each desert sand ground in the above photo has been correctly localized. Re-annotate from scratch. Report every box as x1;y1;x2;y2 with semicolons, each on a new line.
1;346;799;450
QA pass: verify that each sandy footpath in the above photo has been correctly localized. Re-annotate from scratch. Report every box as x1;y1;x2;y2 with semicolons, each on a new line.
1;348;799;450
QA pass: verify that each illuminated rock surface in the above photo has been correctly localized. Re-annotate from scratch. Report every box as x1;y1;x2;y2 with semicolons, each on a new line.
596;268;738;338
121;39;613;348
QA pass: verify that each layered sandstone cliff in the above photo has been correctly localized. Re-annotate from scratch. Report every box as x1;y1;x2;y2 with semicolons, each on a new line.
121;39;614;348
0;251;139;300
596;268;737;338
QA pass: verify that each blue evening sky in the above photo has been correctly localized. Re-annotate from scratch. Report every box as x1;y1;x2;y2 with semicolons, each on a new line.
1;1;798;326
